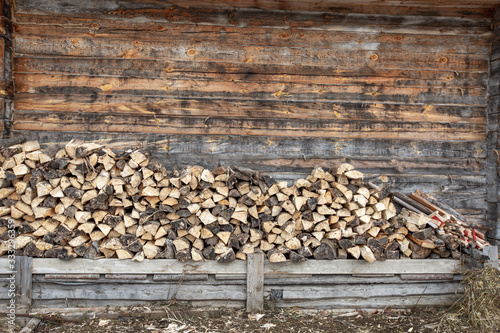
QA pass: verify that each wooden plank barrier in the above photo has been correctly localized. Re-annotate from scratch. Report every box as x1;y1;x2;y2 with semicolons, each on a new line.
0;247;497;311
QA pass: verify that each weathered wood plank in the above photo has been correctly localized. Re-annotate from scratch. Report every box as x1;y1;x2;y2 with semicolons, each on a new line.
14;36;489;72
486;9;500;243
18;274;465;287
45;274;99;280
400;274;456;280
370;174;486;193
28;259;461;275
13;1;493;30
11;130;488;178
0;38;5;78
264;274;462;285
265;282;462;300
12;93;487;123
15;256;32;308
32;282;247;301
32;299;246;308
483;245;498;268
13;18;491;55
264;259;461;275
13;74;487;106
14;131;487;159
271;294;461;309
12;111;486;141
14;58;489;88
30;281;461;302
104;274;147;280
31;259;247;275
246;253;264;312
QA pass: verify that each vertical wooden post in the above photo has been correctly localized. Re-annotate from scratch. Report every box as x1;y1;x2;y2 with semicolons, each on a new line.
15;256;32;308
1;0;13;138
484;245;499;269
246;252;264;312
488;8;500;245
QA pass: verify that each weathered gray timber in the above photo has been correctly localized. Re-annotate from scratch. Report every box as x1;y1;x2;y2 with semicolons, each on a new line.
0;257;470;310
246;253;264;312
488;9;500;244
14;256;31;308
1;249;499;310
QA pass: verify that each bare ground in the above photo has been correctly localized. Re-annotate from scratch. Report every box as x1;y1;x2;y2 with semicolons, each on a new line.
3;305;485;333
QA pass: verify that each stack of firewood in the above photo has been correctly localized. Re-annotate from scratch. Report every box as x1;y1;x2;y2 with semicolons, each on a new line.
0;139;490;263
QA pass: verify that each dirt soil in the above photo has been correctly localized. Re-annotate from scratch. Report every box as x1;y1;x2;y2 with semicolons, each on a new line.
6;305;481;333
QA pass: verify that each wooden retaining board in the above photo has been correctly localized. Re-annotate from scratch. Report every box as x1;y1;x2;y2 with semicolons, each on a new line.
24;259;461;275
0;258;464;309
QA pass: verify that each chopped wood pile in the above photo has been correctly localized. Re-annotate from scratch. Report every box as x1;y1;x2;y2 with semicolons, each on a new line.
0;140;490;263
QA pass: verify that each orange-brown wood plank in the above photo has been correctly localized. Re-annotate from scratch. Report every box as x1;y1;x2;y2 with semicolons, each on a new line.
14;57;489;89
13;93;486;123
14;36;489;73
12;110;486;140
13;73;487;107
13;1;494;26
13;17;491;55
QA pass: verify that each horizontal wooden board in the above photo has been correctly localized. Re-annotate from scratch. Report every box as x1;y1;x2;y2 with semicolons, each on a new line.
26;273;462;285
14;57;489;89
264;274;461;285
265;282;463;300
14;36;489;73
32;282;247;301
13;74;487;106
31;299;246;308
28;280;461;302
11;5;495;22
29;259;246;275
272;294;461;308
12;93;487;123
12;130;487;177
45;274;99;280
13;1;494;29
264;259;462;275
14;18;491;55
23;259;462;275
14;130;488;159
12;111;487;141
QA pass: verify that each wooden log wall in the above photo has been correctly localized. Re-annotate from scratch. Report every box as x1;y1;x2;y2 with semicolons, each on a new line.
7;0;498;232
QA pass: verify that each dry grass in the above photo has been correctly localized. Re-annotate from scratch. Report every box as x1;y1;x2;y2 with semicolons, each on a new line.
440;266;500;332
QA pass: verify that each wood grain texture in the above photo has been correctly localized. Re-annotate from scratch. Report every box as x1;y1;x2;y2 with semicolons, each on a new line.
15;256;32;308
23;258;462;275
32;282;247;301
271;295;461;309
246;253;264;312
10;0;494;226
486;9;500;243
13;0;497;20
14;58;489;87
2;0;13;138
266;282;463;300
30;299;246;308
